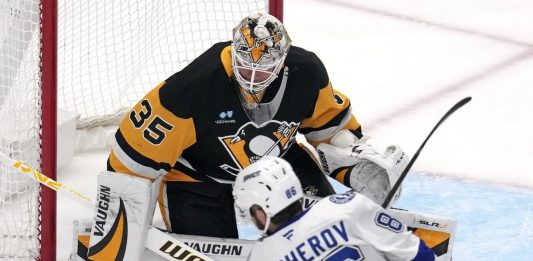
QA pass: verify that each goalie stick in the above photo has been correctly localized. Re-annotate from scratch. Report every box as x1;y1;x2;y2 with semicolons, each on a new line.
0;151;214;261
381;96;472;209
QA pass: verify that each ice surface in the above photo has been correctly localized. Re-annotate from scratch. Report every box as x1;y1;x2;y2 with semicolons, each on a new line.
56;0;533;260
394;174;533;260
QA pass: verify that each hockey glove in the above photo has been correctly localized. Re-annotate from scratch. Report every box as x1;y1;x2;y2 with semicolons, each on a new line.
316;130;409;207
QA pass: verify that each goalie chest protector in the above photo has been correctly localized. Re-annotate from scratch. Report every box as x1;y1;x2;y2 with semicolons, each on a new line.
110;41;355;183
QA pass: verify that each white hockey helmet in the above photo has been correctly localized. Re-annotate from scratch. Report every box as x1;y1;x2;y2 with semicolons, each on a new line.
233;156;303;224
231;13;291;92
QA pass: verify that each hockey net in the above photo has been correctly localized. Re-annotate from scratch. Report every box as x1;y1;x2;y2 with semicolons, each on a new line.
0;0;281;259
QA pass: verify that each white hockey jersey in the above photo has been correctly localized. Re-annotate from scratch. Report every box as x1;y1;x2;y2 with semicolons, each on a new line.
248;191;436;261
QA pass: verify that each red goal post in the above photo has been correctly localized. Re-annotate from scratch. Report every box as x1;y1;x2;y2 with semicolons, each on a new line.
0;0;283;260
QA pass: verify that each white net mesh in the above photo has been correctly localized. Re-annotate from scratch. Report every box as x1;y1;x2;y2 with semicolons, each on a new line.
0;0;42;259
58;0;269;129
1;0;270;259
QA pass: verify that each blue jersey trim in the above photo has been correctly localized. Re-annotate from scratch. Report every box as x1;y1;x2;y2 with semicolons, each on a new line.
270;208;310;235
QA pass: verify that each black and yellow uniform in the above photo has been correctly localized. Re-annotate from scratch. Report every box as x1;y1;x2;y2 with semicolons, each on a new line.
107;42;362;238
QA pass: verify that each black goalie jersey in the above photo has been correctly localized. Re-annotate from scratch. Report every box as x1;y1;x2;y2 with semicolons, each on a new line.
108;41;361;185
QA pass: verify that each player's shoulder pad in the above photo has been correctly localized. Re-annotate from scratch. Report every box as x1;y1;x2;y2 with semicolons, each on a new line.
284;45;329;88
159;41;231;118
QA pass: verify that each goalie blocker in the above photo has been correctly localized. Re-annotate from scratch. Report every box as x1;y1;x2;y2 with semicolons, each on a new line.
87;171;160;260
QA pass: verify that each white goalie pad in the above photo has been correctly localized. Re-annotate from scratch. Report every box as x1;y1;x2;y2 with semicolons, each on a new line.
73;196;455;261
145;232;255;261
388;208;457;261
72;220;254;261
72;195;455;261
87;171;156;261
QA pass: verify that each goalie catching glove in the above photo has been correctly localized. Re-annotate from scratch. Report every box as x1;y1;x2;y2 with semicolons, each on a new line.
316;130;409;207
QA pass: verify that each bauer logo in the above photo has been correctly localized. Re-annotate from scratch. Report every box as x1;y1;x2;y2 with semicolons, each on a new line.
243;170;260;182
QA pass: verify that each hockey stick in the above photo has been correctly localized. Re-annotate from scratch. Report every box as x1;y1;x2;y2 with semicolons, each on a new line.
381;96;472;209
0;151;213;261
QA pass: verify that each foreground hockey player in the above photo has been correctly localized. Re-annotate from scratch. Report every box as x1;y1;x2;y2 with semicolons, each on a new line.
87;13;409;259
234;156;436;261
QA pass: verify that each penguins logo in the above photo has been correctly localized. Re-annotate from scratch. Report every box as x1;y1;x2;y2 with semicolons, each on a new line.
236;18;283;63
219;121;299;175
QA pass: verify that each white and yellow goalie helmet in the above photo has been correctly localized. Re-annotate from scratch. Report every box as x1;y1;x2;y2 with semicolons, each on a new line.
233;156;303;223
231;13;291;92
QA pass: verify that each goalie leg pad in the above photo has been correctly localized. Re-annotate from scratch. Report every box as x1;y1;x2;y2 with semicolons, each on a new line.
88;171;157;261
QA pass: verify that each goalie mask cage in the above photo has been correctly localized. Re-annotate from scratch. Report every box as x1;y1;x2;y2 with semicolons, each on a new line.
0;0;283;260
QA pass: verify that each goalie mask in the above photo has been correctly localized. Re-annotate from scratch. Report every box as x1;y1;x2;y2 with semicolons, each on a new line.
233;156;302;234
231;13;291;93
